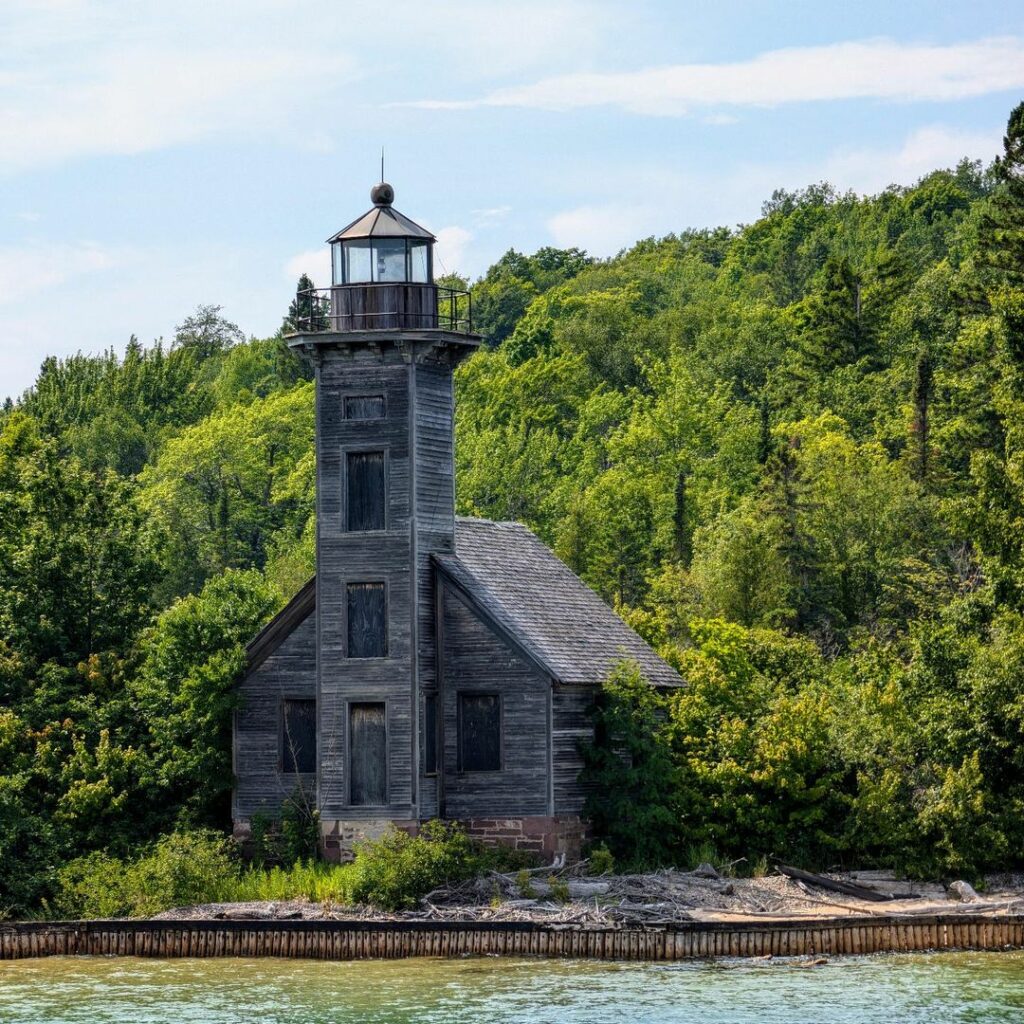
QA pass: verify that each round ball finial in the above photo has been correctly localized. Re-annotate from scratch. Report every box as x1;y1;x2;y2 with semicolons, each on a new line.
370;181;394;206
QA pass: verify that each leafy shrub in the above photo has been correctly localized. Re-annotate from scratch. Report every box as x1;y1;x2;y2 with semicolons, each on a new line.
247;794;320;867
547;875;570;902
580;661;684;869
55;830;237;918
586;844;615;876
347;821;479;911
54;851;131;919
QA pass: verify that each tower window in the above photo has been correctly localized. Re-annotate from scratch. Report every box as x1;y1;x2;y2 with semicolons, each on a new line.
458;693;501;773
346;450;385;531
345;395;385;420
347;582;387;658
281;699;317;774
349;702;387;806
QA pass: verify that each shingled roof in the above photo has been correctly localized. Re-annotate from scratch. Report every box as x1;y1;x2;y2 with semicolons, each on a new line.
435;518;682;688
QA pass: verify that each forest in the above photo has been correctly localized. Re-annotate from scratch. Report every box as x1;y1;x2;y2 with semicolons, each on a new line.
2;102;1024;916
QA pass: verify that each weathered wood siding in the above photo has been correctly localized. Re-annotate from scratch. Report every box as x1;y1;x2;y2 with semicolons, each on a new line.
315;342;459;822
316;346;413;820
439;584;550;818
552;688;596;815
413;357;456;818
234;613;316;818
329;283;438;332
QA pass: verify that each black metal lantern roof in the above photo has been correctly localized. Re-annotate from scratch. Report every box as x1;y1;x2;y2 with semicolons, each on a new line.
326;182;435;243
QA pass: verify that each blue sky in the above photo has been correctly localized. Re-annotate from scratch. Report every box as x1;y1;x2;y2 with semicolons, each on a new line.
2;0;1023;399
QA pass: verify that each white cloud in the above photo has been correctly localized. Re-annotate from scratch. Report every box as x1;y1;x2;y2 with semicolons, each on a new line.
0;48;352;172
434;226;473;274
822;125;1002;194
284;248;332;289
0;242;118;305
545;123;1003;256
471;206;512;228
386;0;612;79
548;204;653;255
411;36;1024;115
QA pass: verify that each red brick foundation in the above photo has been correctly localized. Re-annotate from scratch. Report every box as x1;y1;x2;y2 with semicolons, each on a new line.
236;815;589;864
458;816;588;862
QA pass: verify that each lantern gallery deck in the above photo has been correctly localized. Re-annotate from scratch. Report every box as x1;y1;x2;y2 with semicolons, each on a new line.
232;182;681;860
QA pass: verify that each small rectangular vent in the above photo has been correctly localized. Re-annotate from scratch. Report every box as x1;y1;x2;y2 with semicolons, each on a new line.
345;395;385;420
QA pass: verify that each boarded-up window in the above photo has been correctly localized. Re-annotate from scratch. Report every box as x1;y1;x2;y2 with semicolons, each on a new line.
458;693;501;772
282;699;317;774
350;702;387;805
345;395;385;420
346;451;385;531
424;693;438;775
347;583;386;658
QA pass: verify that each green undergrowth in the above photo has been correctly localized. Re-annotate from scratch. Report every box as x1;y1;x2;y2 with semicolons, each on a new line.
49;821;536;919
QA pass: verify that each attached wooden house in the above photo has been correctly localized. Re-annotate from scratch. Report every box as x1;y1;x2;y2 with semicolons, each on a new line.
233;183;680;859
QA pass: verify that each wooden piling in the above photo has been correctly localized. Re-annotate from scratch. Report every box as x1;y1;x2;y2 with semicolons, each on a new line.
2;913;1023;964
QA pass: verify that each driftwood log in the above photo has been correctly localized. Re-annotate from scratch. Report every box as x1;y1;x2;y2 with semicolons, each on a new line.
775;864;891;903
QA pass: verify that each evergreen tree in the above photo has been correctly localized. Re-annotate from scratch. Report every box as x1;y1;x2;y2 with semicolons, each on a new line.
975;100;1024;360
282;274;328;334
910;347;933;483
796;255;872;373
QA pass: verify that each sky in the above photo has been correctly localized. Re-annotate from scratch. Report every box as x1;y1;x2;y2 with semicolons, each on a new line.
2;0;1023;399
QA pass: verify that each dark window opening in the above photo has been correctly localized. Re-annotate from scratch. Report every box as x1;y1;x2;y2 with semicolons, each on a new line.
346;450;385;531
282;698;317;774
345;395;385;420
458;693;501;773
424;693;438;775
350;702;387;806
347;582;387;658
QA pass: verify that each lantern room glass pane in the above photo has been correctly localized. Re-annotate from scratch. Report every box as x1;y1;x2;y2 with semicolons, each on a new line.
332;243;345;285
344;240;372;284
409;240;430;282
373;238;407;282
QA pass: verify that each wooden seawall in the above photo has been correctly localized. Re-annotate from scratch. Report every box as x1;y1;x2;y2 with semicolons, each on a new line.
2;914;1023;961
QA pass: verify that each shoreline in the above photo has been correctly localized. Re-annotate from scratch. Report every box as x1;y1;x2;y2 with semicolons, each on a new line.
3;912;1024;962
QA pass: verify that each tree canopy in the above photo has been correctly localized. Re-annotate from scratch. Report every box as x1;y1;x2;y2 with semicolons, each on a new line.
3;103;1024;911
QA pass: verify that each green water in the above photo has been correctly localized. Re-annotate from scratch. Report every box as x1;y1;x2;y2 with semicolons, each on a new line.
1;953;1023;1023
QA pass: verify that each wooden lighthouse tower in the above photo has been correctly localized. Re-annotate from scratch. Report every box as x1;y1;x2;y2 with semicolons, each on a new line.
234;180;679;862
289;181;478;847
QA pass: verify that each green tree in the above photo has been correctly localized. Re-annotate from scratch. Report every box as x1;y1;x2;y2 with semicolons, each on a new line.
174;304;244;360
131;570;279;826
580;662;682;868
139;383;314;598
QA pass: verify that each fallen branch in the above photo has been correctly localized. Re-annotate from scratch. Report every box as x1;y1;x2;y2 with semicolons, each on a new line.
775;863;890;903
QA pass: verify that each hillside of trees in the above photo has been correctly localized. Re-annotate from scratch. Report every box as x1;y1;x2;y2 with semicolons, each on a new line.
2;103;1024;914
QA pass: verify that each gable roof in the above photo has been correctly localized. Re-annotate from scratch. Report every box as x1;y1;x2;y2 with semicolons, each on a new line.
242;518;682;689
245;576;316;673
435;518;682;689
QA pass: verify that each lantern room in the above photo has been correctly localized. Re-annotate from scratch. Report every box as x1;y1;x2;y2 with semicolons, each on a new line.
327;181;435;286
286;181;473;335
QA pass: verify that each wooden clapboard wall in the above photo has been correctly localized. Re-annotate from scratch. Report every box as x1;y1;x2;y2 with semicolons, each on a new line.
234;610;317;820
439;583;550;819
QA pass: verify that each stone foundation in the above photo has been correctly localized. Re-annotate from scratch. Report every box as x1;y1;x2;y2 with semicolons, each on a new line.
458;816;588;861
236;814;589;863
318;818;420;862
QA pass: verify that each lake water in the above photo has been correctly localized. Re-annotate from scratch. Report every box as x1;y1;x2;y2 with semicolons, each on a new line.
1;952;1024;1023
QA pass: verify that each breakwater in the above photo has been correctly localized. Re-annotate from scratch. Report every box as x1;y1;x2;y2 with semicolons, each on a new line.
2;913;1023;961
